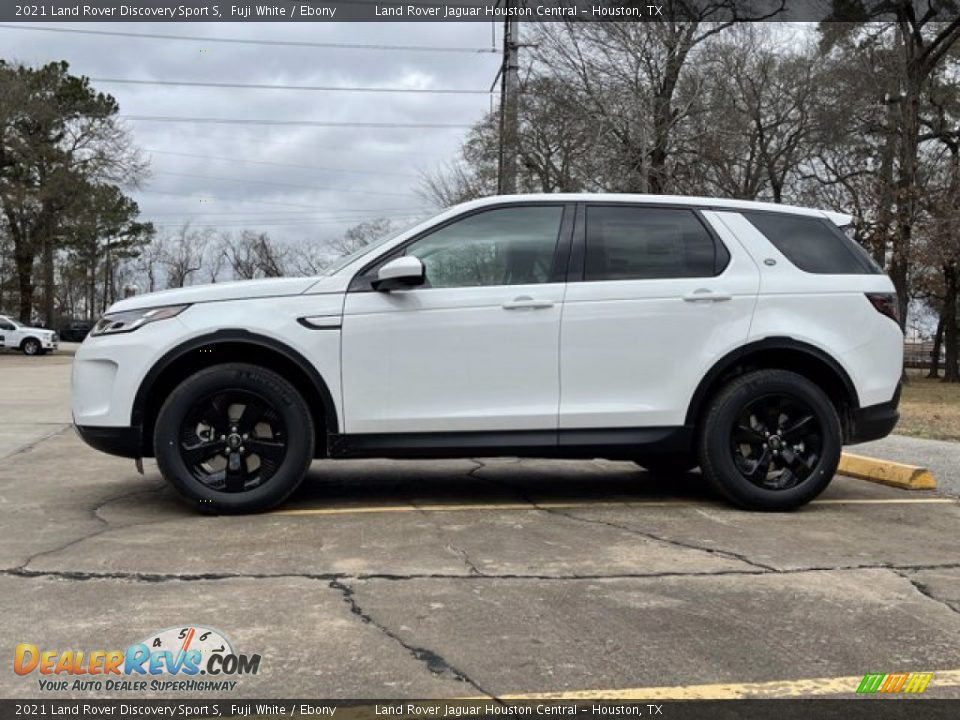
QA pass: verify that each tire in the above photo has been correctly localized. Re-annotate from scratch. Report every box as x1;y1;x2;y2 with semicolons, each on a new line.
635;454;698;476
154;363;315;514
21;338;41;356
697;369;841;511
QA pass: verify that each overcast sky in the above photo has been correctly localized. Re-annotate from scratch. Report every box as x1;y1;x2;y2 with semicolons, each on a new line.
0;22;502;246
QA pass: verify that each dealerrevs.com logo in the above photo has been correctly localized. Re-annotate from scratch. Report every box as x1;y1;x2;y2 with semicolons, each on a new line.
14;626;261;693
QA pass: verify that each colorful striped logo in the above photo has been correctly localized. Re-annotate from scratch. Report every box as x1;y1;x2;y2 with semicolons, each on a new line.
857;672;933;694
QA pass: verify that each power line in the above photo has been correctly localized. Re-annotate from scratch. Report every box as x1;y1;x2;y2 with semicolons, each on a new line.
142;208;430;217
123;116;472;129
151;171;414;197
0;25;498;53
149;216;426;229
142;149;418;179
93;77;494;95
138;189;405;211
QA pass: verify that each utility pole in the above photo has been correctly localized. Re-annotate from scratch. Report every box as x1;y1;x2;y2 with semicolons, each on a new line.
497;6;520;195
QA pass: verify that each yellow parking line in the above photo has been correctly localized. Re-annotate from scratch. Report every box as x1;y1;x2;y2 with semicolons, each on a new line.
270;497;955;517
470;668;960;700
813;498;952;505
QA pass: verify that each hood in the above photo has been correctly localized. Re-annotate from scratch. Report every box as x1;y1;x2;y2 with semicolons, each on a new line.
21;324;55;336
107;277;319;313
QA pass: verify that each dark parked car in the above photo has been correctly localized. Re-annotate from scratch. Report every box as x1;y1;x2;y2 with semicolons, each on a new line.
59;320;94;342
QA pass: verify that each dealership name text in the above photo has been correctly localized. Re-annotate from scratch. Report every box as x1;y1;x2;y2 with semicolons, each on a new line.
375;706;662;717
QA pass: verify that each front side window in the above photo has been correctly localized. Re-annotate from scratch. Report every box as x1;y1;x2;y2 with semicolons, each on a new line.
742;211;880;274
403;206;564;289
584;206;722;281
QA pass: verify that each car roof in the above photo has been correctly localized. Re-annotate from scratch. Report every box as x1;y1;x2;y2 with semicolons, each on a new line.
450;193;852;227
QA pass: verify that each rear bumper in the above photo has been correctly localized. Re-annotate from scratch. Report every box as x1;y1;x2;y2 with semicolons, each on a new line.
74;424;141;458
846;384;901;445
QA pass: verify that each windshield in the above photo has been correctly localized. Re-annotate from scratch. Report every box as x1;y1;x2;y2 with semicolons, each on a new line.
321;216;429;276
2;317;20;328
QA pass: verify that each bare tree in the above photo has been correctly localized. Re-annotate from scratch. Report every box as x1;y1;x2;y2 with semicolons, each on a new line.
221;230;288;279
160;223;210;289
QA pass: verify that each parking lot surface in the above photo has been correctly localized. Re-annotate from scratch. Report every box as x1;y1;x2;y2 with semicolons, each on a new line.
2;354;960;699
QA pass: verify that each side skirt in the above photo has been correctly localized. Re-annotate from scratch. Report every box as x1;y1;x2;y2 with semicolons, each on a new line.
328;427;694;460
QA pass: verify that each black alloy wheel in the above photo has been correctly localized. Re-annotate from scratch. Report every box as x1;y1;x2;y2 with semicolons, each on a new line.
697;369;841;510
731;393;823;491
154;363;315;513
179;390;288;493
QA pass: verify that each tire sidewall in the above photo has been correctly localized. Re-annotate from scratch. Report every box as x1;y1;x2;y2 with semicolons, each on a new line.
700;371;842;510
154;364;314;513
23;339;40;356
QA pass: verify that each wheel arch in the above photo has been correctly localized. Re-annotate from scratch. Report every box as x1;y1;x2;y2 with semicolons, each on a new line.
133;329;338;457
685;337;860;441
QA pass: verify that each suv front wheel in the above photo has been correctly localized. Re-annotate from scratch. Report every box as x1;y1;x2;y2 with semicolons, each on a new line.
154;363;315;514
697;369;841;510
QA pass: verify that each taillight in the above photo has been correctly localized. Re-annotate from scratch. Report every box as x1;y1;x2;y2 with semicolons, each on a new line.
866;293;900;324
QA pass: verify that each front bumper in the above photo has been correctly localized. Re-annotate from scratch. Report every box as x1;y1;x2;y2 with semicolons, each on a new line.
74;424;141;458
846;383;901;445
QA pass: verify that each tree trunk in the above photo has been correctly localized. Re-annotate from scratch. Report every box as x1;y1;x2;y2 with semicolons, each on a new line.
943;263;959;383
42;234;55;327
927;313;944;378
14;244;33;325
646;29;690;195
890;95;919;331
870;100;899;267
87;262;97;322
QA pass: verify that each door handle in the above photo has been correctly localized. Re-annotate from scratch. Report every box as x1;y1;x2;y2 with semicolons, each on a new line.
683;289;732;303
502;296;555;310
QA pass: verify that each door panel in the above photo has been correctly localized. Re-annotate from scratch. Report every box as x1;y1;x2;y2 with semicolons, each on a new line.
341;204;571;435
559;206;760;428
342;284;564;433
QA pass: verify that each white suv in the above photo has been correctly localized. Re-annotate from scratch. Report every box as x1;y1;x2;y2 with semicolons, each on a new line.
72;195;903;513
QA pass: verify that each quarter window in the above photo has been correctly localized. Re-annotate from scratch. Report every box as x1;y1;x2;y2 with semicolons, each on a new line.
403;206;564;289
741;211;879;274
584;206;722;281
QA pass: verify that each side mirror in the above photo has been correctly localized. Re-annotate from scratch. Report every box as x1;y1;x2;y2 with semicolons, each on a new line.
372;256;425;292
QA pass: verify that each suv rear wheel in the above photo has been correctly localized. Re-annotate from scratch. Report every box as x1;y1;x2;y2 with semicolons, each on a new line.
697;369;841;510
154;363;315;514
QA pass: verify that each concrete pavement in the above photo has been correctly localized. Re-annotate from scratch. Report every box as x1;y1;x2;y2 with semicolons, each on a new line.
2;354;959;700
858;434;960;496
0;353;72;459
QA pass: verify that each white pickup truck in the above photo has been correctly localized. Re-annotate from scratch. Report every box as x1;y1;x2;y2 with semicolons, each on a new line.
0;315;58;356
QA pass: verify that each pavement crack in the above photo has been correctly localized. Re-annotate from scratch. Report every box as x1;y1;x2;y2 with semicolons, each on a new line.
6;562;960;584
0;424;71;461
894;569;960;616
327;578;495;697
536;505;779;572
445;543;483;577
13;483;167;573
411;477;486;578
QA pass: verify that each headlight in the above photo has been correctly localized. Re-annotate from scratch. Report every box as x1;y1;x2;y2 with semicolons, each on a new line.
90;305;189;336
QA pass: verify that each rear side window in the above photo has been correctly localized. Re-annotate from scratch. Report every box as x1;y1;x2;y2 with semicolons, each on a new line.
741;211;880;274
584;206;725;281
